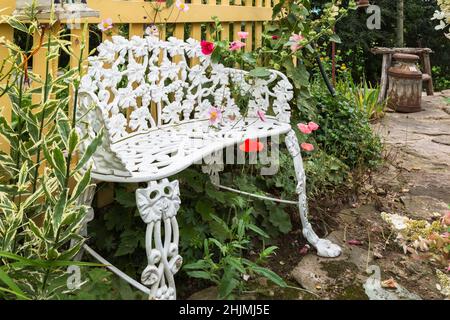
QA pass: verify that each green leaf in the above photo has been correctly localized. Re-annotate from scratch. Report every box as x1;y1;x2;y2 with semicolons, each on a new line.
330;34;341;44
52;147;67;179
218;267;239;299
251;266;287;288
284;59;309;89
56;110;71;146
247;223;269;238
75;129;103;172
248;67;272;78
68;129;79;155
186;271;213;281
0;268;28;300
226;257;246;274
53;188;68;232
0;251;103;268
195;199;215;221
114;229;140;257
6;17;29;34
260;246;278;258
115;187;137;208
70;169;92;203
183;260;211;270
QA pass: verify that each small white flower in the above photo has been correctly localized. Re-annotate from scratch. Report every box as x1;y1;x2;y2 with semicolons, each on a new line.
432;10;445;20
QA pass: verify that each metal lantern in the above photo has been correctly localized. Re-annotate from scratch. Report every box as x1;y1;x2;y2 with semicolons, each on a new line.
356;0;370;8
14;0;99;19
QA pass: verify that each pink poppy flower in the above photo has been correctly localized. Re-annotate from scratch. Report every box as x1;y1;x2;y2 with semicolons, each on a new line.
98;18;113;32
200;41;215;55
289;33;305;52
229;40;246;51
297;123;312;134
175;0;189;12
257;110;266;122
308;121;320;131
300;143;314;152
237;31;249;39
208;107;222;125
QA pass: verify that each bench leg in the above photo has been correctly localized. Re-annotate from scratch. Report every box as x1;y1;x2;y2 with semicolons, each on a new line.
285;131;342;258
136;179;183;300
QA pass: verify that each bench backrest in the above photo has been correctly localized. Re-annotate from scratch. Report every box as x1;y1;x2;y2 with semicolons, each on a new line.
77;36;293;144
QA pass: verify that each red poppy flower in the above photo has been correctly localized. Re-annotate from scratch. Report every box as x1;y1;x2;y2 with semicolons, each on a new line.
239;139;264;153
200;40;215;55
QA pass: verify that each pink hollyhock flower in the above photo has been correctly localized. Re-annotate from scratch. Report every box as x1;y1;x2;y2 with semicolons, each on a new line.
229;40;246;51
98;18;113;32
200;41;215;55
300;143;314;152
297;123;312;134
176;0;189;12
308;121;320;131
289;33;305;52
208;107;222;125
237;31;249;39
257;110;266;122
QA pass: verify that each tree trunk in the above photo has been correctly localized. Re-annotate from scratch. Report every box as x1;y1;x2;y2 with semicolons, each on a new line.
396;0;404;47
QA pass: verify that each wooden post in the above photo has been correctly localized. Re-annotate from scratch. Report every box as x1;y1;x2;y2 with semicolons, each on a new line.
0;24;14;154
422;53;434;96
378;53;392;103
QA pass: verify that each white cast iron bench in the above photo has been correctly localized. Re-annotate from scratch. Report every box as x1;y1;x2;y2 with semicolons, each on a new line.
76;35;341;300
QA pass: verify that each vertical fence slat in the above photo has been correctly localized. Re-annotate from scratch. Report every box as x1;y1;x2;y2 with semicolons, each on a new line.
244;22;252;52
233;22;242;42
129;23;144;38
174;23;184;40
255;22;263;48
70;25;89;111
221;23;230;41
32;30;49;106
0;24;14;154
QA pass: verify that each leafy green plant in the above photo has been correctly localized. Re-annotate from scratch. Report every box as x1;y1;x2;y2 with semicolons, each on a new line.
183;210;286;299
58;268;147;300
307;80;383;171
335;75;387;121
0;5;101;299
